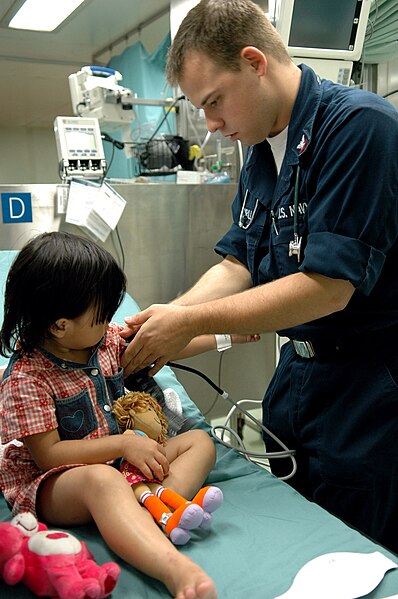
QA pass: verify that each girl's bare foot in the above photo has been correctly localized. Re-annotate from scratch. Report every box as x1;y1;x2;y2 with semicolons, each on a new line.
175;576;217;599
164;554;217;599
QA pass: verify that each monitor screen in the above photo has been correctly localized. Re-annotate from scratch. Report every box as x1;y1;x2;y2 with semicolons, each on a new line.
65;129;97;152
276;0;371;62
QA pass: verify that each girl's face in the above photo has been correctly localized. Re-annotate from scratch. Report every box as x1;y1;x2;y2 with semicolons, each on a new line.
63;309;108;351
44;307;108;359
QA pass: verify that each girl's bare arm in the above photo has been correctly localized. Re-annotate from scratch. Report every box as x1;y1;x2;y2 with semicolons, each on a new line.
24;428;169;481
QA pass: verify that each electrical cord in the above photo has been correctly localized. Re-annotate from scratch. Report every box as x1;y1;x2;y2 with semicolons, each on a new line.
383;89;398;99
145;95;185;145
100;132;121;181
212;398;275;470
112;226;125;270
101;132;125;151
167;361;297;481
203;350;225;417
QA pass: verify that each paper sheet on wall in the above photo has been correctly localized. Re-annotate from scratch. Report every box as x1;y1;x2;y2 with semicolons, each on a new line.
65;179;126;242
65;179;98;227
274;551;398;599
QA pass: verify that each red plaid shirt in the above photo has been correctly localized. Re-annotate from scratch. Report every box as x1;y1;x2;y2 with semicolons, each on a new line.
0;322;126;516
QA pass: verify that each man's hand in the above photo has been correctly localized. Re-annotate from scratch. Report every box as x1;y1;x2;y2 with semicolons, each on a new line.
120;304;194;376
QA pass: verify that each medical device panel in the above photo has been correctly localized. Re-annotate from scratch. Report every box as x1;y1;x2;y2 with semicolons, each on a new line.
54;116;107;180
276;0;370;61
68;66;134;128
275;0;371;84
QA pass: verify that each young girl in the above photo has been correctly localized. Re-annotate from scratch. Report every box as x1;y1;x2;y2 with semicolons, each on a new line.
0;231;258;599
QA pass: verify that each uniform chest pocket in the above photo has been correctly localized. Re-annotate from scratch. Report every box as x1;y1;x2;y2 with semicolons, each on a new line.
243;203;269;279
55;389;97;440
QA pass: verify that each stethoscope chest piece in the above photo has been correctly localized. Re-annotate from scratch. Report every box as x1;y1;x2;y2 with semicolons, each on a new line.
289;234;302;262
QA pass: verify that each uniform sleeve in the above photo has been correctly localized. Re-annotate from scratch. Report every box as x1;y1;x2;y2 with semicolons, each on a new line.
300;102;398;295
0;374;58;443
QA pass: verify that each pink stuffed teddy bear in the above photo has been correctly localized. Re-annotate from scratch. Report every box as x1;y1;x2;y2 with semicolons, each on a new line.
0;511;120;598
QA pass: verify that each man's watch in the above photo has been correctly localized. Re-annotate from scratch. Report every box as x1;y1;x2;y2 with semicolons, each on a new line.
215;334;232;352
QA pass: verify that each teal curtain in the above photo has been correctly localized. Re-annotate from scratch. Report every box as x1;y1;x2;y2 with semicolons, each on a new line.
364;0;398;64
104;33;174;178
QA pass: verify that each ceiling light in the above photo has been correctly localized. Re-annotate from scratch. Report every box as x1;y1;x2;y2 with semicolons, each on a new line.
9;0;85;32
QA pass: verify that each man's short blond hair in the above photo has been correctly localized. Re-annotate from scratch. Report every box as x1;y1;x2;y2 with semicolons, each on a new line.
166;0;291;86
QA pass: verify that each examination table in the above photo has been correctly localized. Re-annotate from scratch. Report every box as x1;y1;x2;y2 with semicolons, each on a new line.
1;250;398;599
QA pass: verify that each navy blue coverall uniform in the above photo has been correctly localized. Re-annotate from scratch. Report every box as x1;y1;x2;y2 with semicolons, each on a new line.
215;64;398;553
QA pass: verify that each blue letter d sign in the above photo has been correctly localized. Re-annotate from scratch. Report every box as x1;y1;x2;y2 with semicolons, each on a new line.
1;192;33;223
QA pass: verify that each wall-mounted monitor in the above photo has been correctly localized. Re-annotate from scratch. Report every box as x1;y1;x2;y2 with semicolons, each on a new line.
275;0;371;63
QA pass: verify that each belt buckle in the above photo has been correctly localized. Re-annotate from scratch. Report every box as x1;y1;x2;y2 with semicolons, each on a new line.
291;340;316;359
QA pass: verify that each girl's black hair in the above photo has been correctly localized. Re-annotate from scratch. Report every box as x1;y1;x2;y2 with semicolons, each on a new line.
0;231;127;357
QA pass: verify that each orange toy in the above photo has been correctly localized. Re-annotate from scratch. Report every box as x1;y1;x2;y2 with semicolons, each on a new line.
113;391;223;545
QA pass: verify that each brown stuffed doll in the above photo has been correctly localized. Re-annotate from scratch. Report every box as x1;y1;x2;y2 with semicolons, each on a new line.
113;391;223;545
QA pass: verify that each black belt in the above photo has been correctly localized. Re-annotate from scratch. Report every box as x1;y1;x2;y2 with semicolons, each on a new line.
289;327;398;360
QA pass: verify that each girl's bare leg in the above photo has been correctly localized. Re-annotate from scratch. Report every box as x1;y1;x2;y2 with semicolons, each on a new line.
37;465;217;599
160;430;217;498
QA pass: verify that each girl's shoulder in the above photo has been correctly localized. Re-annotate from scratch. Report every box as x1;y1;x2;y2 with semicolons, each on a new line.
97;322;125;372
1;348;53;381
101;322;125;355
106;321;124;340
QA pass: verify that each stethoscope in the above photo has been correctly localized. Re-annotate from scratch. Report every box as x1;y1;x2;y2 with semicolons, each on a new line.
238;163;302;262
238;190;259;230
168;361;297;481
288;164;302;262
